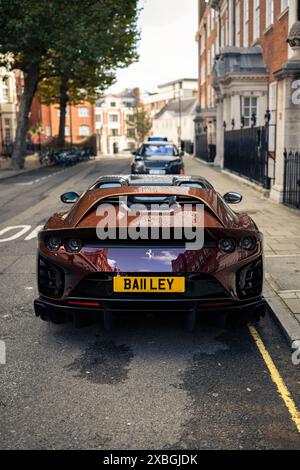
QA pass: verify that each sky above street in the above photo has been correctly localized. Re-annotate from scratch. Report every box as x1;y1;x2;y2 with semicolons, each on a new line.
109;0;198;94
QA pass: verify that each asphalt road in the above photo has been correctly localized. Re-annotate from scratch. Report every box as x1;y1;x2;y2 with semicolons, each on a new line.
0;156;300;450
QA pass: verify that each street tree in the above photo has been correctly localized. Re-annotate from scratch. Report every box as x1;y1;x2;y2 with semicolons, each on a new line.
37;0;140;147
0;0;139;168
127;107;153;147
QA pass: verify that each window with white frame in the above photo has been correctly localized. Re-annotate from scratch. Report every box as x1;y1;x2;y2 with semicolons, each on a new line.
253;0;260;41
281;0;289;12
45;126;51;137
109;114;119;123
241;96;258;127
235;1;241;47
65;126;70;137
79;125;90;137
266;0;274;28
57;108;69;117
2;80;9;102
78;106;89;118
243;0;249;47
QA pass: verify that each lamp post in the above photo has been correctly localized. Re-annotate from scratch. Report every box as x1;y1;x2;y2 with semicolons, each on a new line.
178;80;183;149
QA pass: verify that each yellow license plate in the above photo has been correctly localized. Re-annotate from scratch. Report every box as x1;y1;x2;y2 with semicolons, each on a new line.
113;276;185;293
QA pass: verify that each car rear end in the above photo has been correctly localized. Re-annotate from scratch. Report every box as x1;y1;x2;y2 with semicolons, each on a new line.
34;187;265;328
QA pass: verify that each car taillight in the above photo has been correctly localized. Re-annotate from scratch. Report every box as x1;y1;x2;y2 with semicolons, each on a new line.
46;236;61;251
240;237;257;251
218;238;236;253
64;239;82;253
180;168;184;175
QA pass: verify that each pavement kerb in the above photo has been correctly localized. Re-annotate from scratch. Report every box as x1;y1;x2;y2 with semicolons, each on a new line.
265;274;300;347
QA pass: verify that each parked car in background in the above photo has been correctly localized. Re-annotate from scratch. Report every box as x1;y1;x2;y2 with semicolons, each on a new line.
131;141;184;175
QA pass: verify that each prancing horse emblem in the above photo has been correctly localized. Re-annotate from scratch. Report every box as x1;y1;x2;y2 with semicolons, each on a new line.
146;249;153;259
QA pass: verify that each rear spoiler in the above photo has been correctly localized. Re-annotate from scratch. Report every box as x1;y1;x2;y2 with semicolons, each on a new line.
64;187;240;229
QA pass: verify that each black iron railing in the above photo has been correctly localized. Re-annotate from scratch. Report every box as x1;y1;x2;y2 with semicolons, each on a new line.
283;150;300;210
195;133;216;163
224;126;271;188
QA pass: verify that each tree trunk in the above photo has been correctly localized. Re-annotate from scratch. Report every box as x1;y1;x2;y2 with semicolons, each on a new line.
12;65;40;170
57;79;69;148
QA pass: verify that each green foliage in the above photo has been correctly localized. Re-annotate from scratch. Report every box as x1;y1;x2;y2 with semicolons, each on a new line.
127;107;153;145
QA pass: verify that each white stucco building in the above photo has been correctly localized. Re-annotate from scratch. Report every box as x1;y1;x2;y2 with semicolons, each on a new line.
0;67;19;155
95;89;138;155
152;97;198;152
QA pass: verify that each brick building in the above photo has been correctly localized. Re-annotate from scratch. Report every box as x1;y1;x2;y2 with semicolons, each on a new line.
29;99;95;146
195;0;300;206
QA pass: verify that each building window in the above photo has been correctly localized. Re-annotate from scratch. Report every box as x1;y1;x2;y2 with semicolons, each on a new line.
266;0;274;28
45;126;51;137
4;119;11;143
78;107;89;118
2;80;9;102
241;96;258;127
281;0;289;12
243;0;249;47
96;114;101;123
253;0;260;41
110;102;116;107
127;128;135;138
79;125;90;137
65;126;70;137
110;129;118;136
235;1;241;46
109;114;119;123
57;108;69;117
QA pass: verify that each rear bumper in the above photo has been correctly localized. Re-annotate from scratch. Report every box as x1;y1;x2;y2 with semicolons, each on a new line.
34;296;267;318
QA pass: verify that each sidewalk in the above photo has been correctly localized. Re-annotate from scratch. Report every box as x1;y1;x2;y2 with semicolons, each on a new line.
0;154;41;181
186;156;300;345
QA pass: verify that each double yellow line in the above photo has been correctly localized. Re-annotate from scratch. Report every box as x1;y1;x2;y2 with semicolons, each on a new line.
248;324;300;433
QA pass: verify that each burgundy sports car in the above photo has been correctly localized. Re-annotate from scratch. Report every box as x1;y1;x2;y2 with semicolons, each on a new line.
34;175;266;330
